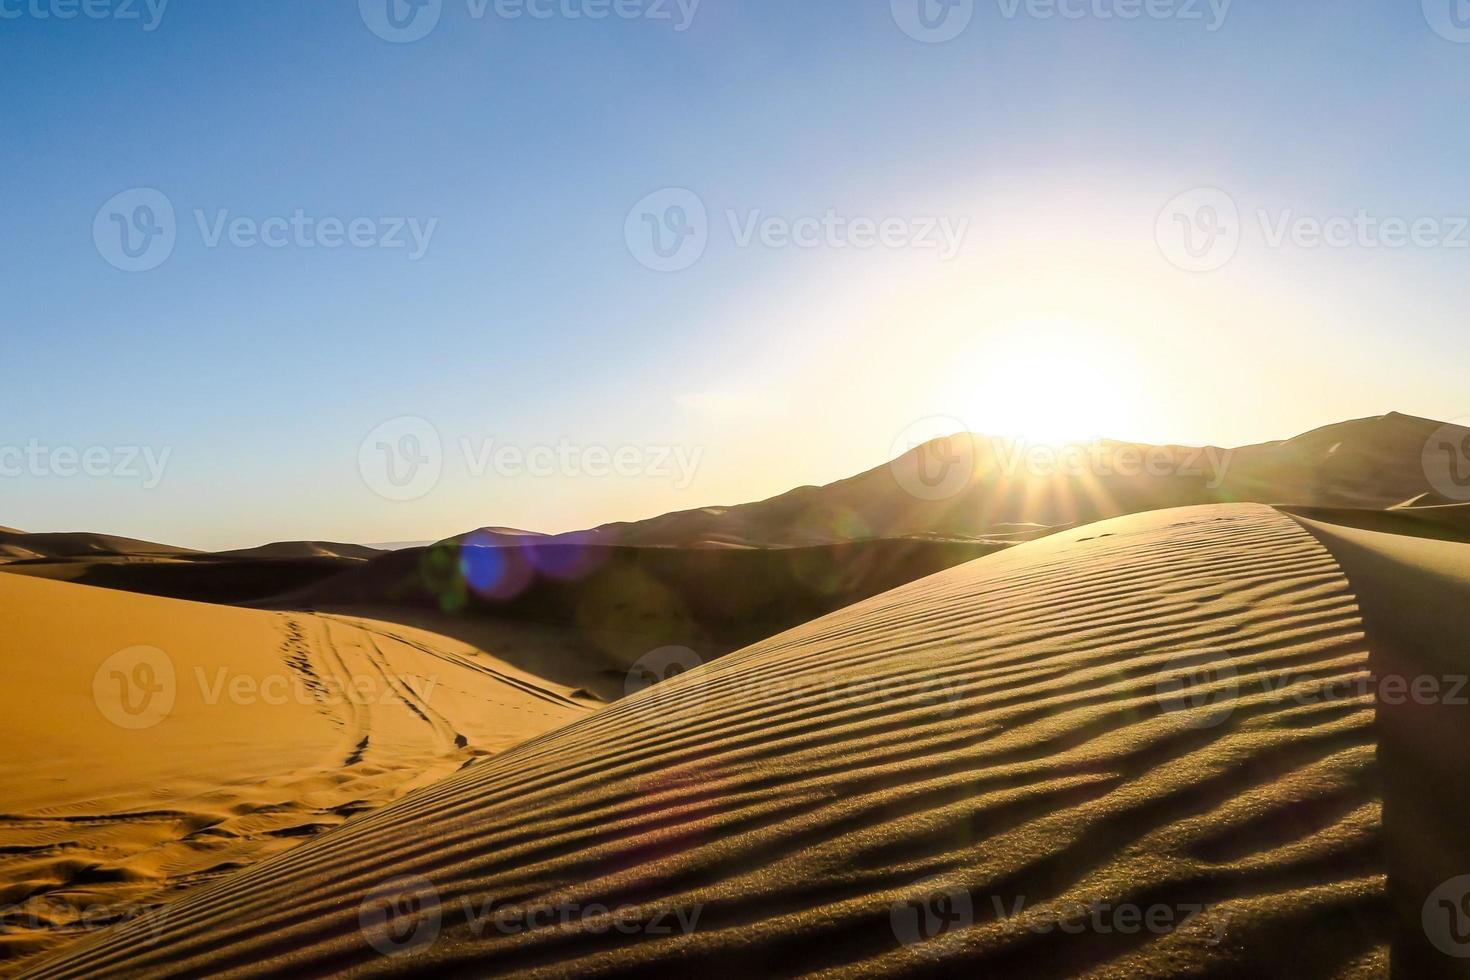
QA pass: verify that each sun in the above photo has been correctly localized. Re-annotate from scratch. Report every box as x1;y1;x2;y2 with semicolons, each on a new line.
941;318;1145;445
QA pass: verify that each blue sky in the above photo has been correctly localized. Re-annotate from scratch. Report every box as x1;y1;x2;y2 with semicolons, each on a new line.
3;1;1469;549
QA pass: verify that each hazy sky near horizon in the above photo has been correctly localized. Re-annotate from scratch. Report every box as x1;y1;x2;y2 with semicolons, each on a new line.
4;1;1470;550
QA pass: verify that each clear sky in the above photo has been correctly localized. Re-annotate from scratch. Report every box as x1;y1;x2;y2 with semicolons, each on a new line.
4;1;1469;550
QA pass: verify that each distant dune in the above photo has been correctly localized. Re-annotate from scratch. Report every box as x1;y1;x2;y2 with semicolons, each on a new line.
441;412;1466;550
215;541;384;561
29;504;1402;977
0;530;197;562
0;574;590;969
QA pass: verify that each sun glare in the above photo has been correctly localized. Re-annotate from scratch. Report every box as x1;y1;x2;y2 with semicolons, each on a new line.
939;318;1145;445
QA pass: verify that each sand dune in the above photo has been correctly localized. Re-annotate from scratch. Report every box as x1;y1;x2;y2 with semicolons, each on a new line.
1289;516;1470;978
215;542;385;561
0;575;590;971
0;539;382;606
0;531;196;563
0;556;368;607
27;504;1390;977
1282;503;1470;544
440;412;1465;551
284;538;1003;700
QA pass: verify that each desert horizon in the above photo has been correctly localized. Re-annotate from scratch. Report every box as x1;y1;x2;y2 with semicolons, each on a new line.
5;411;1470;976
7;3;1470;977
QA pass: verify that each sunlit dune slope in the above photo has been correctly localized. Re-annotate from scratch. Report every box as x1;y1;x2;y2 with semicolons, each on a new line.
0;575;589;970
29;504;1389;978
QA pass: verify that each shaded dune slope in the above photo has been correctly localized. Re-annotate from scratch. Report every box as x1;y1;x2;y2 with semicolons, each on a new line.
1290;518;1470;980
27;505;1387;978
